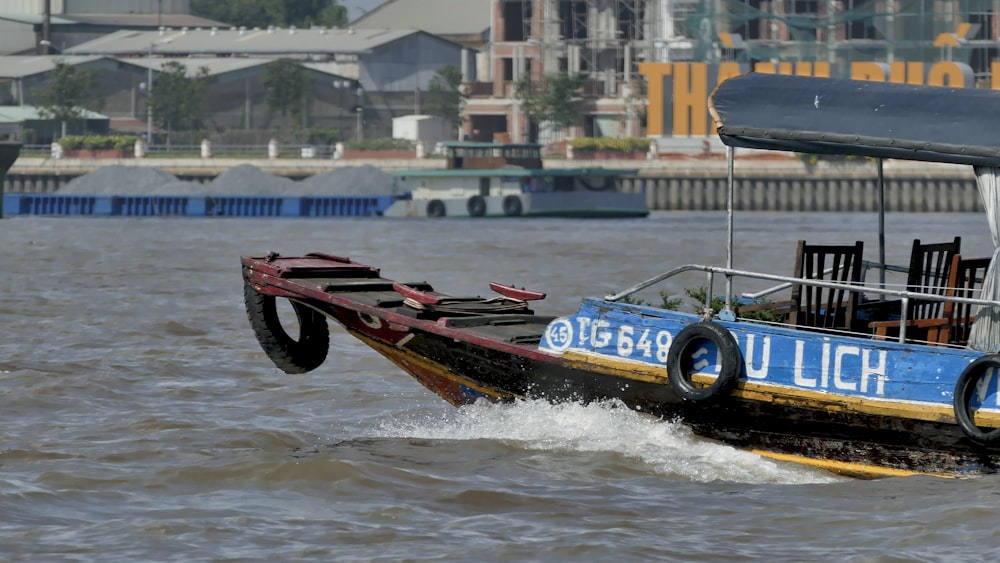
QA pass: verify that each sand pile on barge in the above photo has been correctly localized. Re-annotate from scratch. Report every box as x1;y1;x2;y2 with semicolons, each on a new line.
57;164;394;196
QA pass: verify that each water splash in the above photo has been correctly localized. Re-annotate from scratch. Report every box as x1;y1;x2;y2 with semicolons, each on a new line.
373;399;841;485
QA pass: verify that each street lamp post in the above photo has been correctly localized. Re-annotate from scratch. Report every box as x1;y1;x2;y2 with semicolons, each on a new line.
355;87;363;141
140;38;172;149
146;43;154;146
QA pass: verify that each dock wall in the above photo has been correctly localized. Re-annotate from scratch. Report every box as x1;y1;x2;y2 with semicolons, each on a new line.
3;157;982;213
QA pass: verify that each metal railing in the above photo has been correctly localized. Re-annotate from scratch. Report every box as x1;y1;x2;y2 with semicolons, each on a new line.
606;263;997;345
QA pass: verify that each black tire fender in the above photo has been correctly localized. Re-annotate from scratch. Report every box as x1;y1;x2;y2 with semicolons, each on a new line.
426;199;446;218
467;195;487;217
502;195;523;217
667;321;742;402
244;282;329;374
953;354;1000;445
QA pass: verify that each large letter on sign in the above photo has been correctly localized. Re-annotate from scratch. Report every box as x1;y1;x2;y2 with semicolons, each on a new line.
673;63;710;136
638;62;672;136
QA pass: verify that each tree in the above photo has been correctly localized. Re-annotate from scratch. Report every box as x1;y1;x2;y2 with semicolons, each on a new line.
424;65;466;131
148;61;212;145
286;0;347;27
263;59;313;129
514;72;585;139
191;0;347;29
190;0;282;27
32;59;103;138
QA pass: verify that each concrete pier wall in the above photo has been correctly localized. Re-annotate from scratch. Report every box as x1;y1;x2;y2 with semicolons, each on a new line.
618;175;981;212
3;157;983;213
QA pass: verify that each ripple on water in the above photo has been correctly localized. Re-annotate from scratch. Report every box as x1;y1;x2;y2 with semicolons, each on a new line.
2;215;999;560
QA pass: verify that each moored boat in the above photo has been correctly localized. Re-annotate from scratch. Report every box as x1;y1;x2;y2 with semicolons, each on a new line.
242;74;1000;478
383;141;648;218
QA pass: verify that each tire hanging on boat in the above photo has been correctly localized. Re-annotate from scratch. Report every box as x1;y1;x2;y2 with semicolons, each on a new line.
467;195;487;217
502;195;523;216
243;282;329;374
667;321;742;402
426;199;446;218
953;355;1000;445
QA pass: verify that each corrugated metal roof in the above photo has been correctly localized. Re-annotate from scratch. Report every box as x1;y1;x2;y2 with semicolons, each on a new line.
64;27;426;56
0;54;358;81
0;55;105;78
343;0;392;23
0;13;77;25
0;105;108;123
64;13;228;28
0;13;225;27
117;57;356;81
118;56;271;77
352;0;492;36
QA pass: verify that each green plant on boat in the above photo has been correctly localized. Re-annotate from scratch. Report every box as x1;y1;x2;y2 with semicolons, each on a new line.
617;286;785;322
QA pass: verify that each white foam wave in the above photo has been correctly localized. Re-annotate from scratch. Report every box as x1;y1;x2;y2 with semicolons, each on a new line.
374;399;842;485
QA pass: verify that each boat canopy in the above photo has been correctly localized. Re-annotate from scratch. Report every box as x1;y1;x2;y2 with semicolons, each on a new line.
710;73;1000;352
709;73;1000;167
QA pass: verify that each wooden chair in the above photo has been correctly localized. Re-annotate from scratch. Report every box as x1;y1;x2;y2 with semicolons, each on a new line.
904;237;961;319
941;255;990;346
870;254;989;346
788;240;865;331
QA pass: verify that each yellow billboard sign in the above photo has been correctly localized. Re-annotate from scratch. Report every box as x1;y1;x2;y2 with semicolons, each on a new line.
638;61;979;137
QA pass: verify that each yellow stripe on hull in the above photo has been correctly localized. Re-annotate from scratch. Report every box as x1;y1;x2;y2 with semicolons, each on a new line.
349;330;519;404
561;349;1000;426
753;450;957;479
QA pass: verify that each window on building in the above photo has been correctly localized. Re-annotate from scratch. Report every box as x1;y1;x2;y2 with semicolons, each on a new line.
503;0;532;41
617;0;646;40
734;0;765;40
559;1;588;40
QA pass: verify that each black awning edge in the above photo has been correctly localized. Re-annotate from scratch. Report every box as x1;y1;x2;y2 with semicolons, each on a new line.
709;73;1000;166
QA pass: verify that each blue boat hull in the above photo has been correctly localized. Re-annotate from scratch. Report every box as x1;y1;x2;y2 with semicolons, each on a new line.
242;254;1000;478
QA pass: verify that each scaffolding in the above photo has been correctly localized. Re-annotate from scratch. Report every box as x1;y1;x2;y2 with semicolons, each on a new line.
496;0;1000;84
695;0;997;79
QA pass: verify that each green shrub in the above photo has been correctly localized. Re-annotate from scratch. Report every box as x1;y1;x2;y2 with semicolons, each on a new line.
797;152;875;167
306;128;341;145
569;137;651;153
344;138;416;151
617;286;784;322
59;134;138;151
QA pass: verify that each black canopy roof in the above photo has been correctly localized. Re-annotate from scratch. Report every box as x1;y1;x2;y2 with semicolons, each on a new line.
709;73;1000;166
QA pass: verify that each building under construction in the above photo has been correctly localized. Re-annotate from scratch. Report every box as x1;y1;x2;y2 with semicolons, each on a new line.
466;0;1000;143
468;0;685;142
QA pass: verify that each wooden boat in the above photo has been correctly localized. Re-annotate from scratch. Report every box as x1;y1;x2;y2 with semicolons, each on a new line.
242;74;1000;478
383;141;649;218
0;139;20;219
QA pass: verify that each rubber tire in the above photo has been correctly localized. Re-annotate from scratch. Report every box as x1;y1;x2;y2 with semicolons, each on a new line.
667;321;741;402
467;195;487;217
426;199;446;218
953;354;1000;445
502;195;523;217
244;282;329;374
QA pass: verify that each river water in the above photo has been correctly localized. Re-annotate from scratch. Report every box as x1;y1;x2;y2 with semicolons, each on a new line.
3;211;1000;560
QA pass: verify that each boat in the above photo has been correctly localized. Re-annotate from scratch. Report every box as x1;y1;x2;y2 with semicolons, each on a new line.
242;73;1000;478
0;138;20;218
382;141;649;218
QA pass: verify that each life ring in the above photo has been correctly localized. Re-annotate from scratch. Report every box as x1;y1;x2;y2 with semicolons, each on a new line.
667;321;741;402
502;195;523;216
953;355;1000;445
244;282;329;374
579;177;611;191
426;199;446;218
467;195;487;217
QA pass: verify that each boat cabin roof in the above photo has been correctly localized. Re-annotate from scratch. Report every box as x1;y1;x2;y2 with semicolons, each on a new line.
392;167;637;179
710;73;1000;166
442;141;545;170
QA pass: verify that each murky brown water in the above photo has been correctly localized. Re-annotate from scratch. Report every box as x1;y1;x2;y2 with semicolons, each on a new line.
2;212;999;560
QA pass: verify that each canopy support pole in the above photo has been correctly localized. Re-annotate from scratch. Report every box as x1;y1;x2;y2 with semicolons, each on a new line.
722;144;735;319
878;158;886;291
